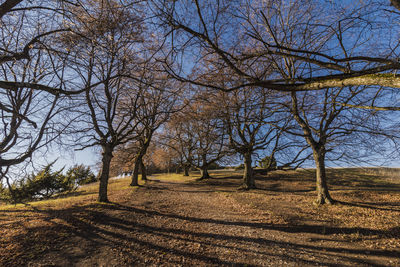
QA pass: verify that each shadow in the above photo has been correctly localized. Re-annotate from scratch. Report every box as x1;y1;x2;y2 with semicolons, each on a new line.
109;204;400;239
338;201;400;212
2;203;398;266
147;168;400;197
254;186;315;193
2;168;400;266
146;178;161;182
54;190;97;198
205;175;243;180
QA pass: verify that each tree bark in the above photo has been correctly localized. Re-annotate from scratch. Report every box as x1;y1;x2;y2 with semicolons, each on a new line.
132;141;150;185
313;149;335;205
98;145;113;202
241;153;255;189
130;154;142;186
183;164;190;176
140;158;147;181
0;0;23;20
265;72;400;92
198;168;210;180
391;0;400;11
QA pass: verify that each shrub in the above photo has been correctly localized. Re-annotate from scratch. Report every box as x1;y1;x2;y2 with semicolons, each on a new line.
208;162;221;170
28;164;74;198
0;162;74;203
0;183;8;202
66;164;97;185
258;155;277;170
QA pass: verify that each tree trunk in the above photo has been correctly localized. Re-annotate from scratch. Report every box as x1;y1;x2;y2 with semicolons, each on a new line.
313;149;335;205
241;153;255;189
98;145;113;202
130;154;142;186
198;168;210;180
140;158;147;181
183;164;190;176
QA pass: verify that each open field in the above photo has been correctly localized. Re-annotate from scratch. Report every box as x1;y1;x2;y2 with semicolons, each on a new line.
1;169;400;266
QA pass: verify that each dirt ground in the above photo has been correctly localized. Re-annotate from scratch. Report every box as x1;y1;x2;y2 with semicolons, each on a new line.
1;169;400;266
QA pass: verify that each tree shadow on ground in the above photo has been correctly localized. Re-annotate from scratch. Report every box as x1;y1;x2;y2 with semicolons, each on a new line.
337;201;400;212
2;168;400;266
173;169;400;213
1;203;399;266
220;168;400;192
154;168;400;198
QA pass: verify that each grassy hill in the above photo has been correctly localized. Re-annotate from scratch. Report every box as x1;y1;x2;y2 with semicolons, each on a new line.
1;169;400;266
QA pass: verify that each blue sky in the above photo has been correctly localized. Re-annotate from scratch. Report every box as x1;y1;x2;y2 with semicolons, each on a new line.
45;148;99;173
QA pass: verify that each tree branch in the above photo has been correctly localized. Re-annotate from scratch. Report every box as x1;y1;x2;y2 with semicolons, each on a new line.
0;0;23;19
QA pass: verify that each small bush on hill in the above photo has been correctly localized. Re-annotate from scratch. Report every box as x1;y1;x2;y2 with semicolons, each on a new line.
66;164;97;185
0;163;97;203
258;156;277;170
208;162;221;170
1;162;71;202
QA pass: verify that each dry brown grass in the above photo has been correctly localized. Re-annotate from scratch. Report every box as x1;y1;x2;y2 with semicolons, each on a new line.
1;169;400;266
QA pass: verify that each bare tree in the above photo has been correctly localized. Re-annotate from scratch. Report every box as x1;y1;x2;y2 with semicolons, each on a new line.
149;142;181;174
0;52;64;185
150;0;396;204
218;88;289;189
161;112;196;176
130;71;181;186
150;0;400;91
0;1;75;188
0;0;82;94
166;95;229;180
64;0;145;202
283;85;384;204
